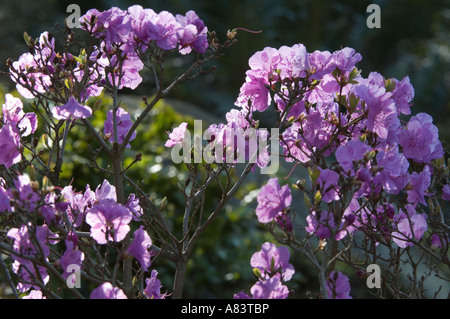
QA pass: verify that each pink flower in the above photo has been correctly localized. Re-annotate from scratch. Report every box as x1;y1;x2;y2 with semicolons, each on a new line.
391;76;414;115
107;54;144;90
104;107;136;148
90;282;127;299
7;224;51;262
234;277;290;299
60;235;84;282
250;242;295;281
22;290;46;299
442;184;450;201
407;165;431;206
2;94;37;137
127;226;152;271
281;111;335;163
278;43;310;80
0;182;11;212
126;193;143;221
373;145;410;195
308;50;333;80
233;291;251;299
399;113;444;163
7;224;52;292
165;122;188;147
95;179;117;201
305;210;335;240
0;123;21;168
250;276;290;299
255;178;291;224
10;32;54;99
127;5;157;43
353;82;399;140
144;270;167;299
326;271;352;299
392;205;427;248
235;74;271;112
331;47;362;73
52;97;92;120
247;46;281;80
146;11;181;50
316;168;340;203
85;199;132;245
176;10;209;55
80;7;131;50
60;185;85;228
431;234;442;249
13;174;40;212
336;140;372;172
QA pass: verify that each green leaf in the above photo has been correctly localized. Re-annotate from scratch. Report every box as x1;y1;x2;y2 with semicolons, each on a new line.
304;193;312;209
23;31;31;46
160;196;167;210
270;257;276;273
348;93;360;112
314;190;322;204
73;56;84;64
384;78;397;92
253;267;263;280
348;67;360;82
64;78;71;90
366;150;376;161
308;166;321;184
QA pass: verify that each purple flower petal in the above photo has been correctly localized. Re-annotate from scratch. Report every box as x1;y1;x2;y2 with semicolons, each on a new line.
52;97;92;120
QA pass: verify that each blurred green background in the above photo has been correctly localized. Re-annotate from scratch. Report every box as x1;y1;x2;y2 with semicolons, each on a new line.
1;0;449;299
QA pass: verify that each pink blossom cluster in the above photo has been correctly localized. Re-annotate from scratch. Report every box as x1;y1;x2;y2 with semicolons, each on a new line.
1;175;163;298
165;108;270;168
234;242;294;299
2;5;211;299
78;6;209;90
9;31;103;102
81;6;208;55
240;43;449;298
0;94;37;168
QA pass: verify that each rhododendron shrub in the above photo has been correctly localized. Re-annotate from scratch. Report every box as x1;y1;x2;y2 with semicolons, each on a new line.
0;5;236;299
0;5;449;300
233;44;450;299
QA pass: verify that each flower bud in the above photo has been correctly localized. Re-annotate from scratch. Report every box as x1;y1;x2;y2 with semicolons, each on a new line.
356;269;366;278
384;78;396;92
308;166;321;184
31;180;40;192
345;214;356;226
385;205;395;219
356;168;371;182
314;190;322;204
227;29;237;40
253;267;263;280
293;179;305;191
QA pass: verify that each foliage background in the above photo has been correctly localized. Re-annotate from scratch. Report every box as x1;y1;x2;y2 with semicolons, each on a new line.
0;0;449;298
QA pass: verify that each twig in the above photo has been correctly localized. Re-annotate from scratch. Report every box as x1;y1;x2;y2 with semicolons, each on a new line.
0;253;19;299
